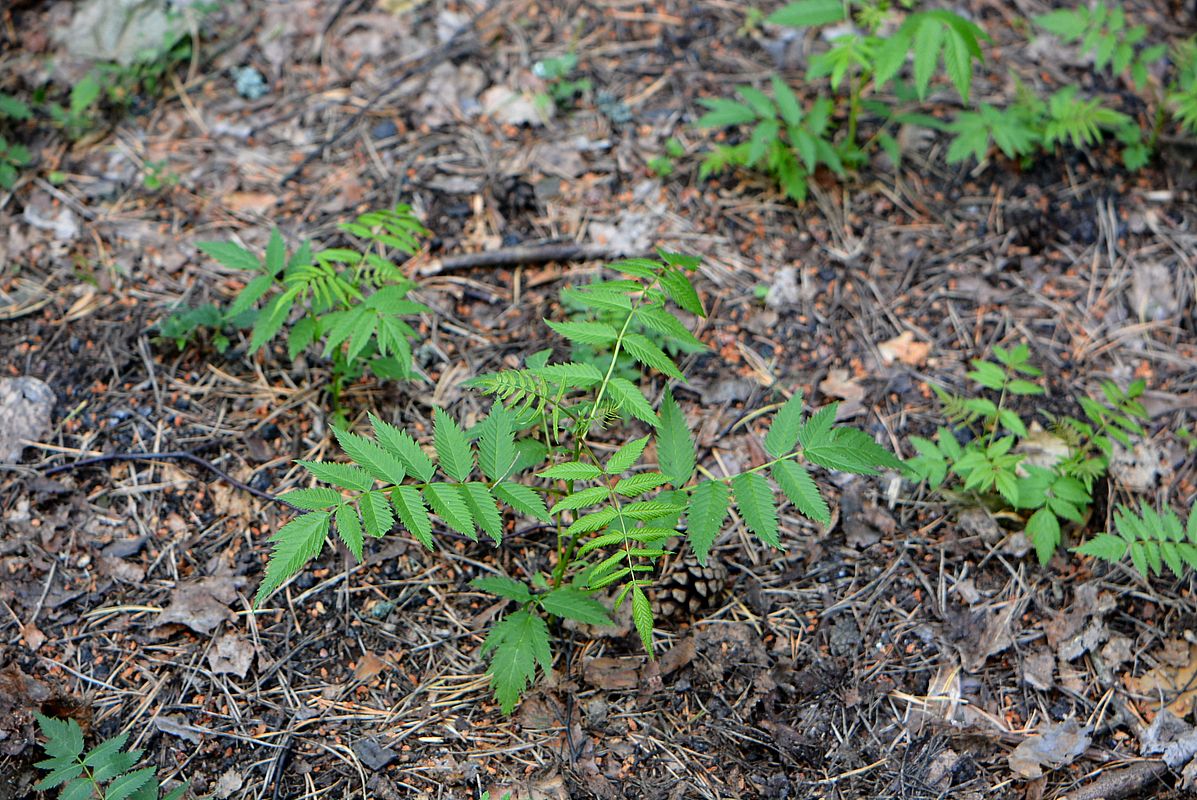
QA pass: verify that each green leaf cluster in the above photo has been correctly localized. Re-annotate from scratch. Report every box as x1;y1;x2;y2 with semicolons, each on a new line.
697;0;987;200
907;344;1148;565
161;206;431;412
34;714;188;800
696;80;844;202
257;401;546;605
1034;2;1164;89
1076;503;1197;579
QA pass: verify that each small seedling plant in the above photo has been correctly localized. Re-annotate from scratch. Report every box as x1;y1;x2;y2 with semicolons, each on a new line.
34;713;188;800
1077;501;1197;579
161;206;431;416
257;252;901;711
905;344;1148;564
0;93;32;189
697;0;987;201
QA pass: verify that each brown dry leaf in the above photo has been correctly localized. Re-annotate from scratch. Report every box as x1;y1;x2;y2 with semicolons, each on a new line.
1127;641;1197;717
878;330;931;366
221;192;276;215
583;657;639;690
353;651;388;682
819;368;865;404
157;576;242;634
1008;718;1091;779
21;623;45;652
208;632;254;678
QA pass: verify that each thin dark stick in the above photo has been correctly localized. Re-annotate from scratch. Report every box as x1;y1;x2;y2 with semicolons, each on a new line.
279;0;498;186
43;451;298;509
418;243;654;276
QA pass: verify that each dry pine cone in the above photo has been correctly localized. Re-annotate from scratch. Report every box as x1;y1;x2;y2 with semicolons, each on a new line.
652;547;729;622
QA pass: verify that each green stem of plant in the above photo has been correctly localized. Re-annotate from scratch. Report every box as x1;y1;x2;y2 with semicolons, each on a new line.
848;75;862;146
988;383;1008;448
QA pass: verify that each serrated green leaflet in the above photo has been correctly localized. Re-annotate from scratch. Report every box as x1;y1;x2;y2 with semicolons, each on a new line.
606;435;651;474
544;319;618;346
764;391;804;458
482;609;551;713
472;574;532;603
606;378;659;427
360;490;394;538
335;503;364;560
476;401;517;482
278;487;342;510
434;408;474;483
197;240;259;270
538;462;603;481
772;460;830;524
370;413;435;482
256;511;330;605
551;485;610;515
621;333;683;379
464;482;503;544
332;427;406;484
391;486;434;549
540;586;612;625
631;585;655;654
297;460;375;491
686;479;728;564
732;472;780;549
425;482;475;538
494;481;550;522
657;389;695;486
614;472;670;497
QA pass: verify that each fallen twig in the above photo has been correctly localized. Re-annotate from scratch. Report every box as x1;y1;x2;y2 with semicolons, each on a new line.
42;451;297;509
1061;761;1169;800
417;243;653;275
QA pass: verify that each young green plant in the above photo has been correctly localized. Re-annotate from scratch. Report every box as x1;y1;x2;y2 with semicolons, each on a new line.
906;344;1147;564
161;205;431;417
257;252;901;711
34;713;189;800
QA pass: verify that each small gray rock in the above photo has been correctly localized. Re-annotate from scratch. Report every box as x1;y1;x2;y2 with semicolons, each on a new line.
0;377;54;463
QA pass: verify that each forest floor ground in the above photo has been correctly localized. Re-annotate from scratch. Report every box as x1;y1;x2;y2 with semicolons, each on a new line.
2;0;1197;798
